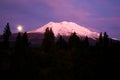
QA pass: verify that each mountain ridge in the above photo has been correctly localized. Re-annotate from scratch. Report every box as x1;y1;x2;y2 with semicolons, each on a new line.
28;21;99;40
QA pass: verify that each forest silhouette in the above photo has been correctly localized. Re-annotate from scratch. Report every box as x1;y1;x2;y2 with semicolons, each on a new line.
0;23;120;80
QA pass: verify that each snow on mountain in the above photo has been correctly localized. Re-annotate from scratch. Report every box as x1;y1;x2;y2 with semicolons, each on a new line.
28;21;99;39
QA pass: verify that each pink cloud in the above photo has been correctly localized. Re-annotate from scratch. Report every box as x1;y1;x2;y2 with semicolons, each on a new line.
37;0;92;22
40;0;73;10
93;0;120;10
96;17;120;26
66;10;91;21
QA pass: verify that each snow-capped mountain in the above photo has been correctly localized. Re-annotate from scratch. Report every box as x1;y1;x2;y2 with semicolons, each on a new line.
29;21;99;39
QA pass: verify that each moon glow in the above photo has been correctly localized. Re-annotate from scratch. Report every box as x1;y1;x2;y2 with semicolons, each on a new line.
17;25;23;32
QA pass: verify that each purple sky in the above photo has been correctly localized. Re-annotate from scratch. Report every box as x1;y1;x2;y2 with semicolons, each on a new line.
0;0;120;39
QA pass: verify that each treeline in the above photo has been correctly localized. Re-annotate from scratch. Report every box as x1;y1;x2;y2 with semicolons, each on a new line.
1;23;119;50
0;23;120;80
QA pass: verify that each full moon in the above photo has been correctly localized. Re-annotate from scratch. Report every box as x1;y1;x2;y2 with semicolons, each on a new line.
17;25;23;32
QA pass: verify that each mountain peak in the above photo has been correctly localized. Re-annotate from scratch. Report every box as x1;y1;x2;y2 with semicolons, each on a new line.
61;21;70;24
28;21;99;39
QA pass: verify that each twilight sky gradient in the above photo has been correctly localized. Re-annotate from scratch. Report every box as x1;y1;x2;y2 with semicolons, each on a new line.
0;0;120;39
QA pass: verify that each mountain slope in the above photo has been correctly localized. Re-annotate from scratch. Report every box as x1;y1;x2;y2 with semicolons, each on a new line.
28;21;99;39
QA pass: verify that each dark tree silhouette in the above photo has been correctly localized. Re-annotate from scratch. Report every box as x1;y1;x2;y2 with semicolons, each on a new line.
103;32;109;47
15;32;30;50
56;35;67;49
3;22;11;48
41;27;55;52
84;36;89;47
15;32;22;49
13;32;31;80
22;32;29;47
68;32;80;48
98;32;103;46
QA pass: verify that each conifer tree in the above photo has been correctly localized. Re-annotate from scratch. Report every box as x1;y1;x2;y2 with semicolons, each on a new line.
22;32;29;47
68;32;80;48
49;28;55;45
98;32;103;46
3;22;11;48
103;32;109;47
84;36;89;47
41;27;55;52
56;35;67;49
15;32;22;49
